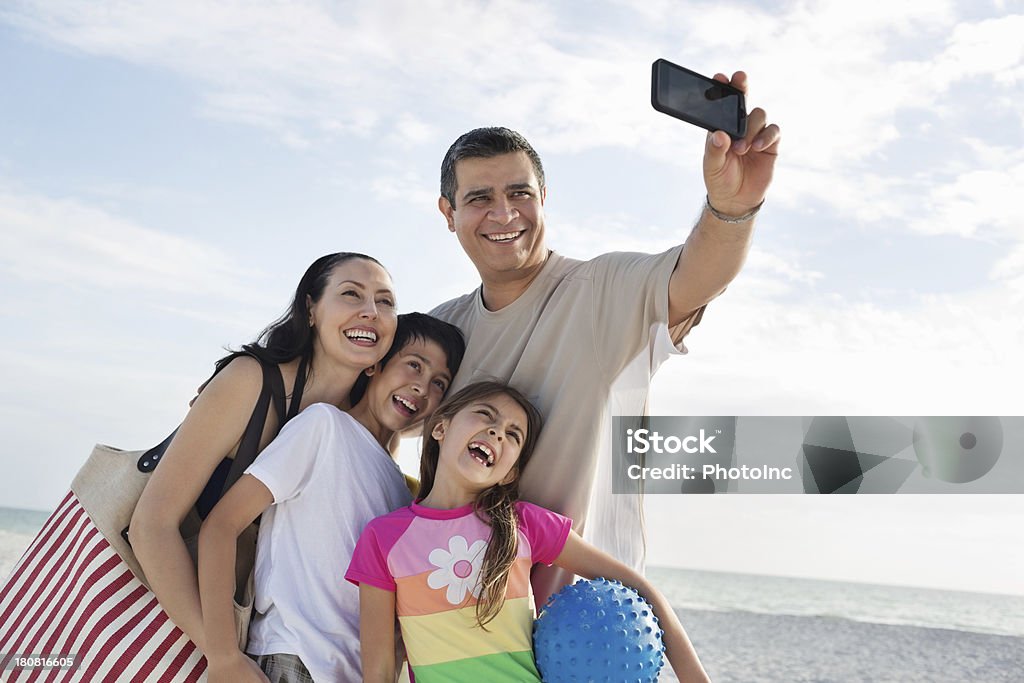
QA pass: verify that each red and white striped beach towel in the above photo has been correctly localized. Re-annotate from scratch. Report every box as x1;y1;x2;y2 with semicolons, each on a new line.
0;492;207;682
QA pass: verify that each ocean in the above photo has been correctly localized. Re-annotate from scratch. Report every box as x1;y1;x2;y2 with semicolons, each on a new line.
646;566;1024;639
2;506;1022;682
0;506;51;580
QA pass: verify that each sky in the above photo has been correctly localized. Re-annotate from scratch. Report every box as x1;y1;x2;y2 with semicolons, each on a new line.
1;0;1022;596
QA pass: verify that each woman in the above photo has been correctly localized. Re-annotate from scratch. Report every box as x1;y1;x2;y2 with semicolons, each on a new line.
0;252;397;681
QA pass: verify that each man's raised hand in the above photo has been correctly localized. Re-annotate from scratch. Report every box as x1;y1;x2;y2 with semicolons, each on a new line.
702;70;781;218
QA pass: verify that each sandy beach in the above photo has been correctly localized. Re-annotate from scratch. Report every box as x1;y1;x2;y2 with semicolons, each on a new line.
664;607;1024;683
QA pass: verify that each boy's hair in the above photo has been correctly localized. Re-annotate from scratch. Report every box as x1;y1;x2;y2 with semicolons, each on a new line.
439;127;546;208
349;312;465;405
418;381;544;628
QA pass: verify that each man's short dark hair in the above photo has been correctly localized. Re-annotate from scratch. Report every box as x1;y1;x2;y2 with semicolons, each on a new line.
349;312;466;405
440;127;545;208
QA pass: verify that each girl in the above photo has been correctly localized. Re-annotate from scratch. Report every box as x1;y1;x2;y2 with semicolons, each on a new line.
346;381;710;683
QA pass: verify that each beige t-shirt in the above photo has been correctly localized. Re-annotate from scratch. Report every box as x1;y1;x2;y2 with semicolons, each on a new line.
430;247;703;604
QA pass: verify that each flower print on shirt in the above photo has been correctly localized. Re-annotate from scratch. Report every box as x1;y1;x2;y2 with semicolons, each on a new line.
426;535;487;605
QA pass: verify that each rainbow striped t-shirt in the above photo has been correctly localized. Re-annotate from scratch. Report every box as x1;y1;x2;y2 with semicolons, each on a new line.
346;500;572;682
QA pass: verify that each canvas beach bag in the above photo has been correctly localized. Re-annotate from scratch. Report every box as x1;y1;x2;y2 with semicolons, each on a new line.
0;353;302;682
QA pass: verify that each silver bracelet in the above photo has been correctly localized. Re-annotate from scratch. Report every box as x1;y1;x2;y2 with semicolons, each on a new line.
705;195;764;224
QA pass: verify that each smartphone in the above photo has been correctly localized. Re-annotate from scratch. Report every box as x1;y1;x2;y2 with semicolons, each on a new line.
651;58;747;139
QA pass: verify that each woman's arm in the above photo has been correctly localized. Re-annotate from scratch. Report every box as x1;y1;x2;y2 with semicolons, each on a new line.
554;531;711;683
199;474;273;683
129;357;266;650
359;584;397;683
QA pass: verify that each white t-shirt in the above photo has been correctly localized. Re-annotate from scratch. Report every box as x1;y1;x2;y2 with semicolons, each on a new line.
430;247;701;605
245;403;412;682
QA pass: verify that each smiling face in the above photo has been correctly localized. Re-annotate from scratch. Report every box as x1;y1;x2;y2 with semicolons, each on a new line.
431;393;529;495
307;258;398;372
358;338;452;442
438;152;547;284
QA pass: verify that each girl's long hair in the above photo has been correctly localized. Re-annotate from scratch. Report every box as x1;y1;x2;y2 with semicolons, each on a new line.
418;381;543;628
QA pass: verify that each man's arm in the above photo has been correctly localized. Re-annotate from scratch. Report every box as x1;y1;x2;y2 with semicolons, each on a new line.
668;70;781;327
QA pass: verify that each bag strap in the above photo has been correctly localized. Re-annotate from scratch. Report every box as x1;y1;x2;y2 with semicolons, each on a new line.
286;352;309;421
137;428;178;473
136;351;308;488
221;357;289;493
221;352;310;492
124;353;295;546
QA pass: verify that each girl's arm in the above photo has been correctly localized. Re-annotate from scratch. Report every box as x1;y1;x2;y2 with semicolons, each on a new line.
129;357;266;651
198;474;274;683
553;531;711;683
359;584;397;683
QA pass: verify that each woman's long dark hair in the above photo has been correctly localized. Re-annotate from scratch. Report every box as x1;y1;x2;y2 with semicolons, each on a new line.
418;381;544;628
213;252;386;380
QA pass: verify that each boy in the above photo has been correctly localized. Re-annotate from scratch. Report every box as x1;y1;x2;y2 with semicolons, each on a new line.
198;312;464;683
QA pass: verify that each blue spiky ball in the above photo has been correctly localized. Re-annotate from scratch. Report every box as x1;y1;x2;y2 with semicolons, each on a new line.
533;577;665;683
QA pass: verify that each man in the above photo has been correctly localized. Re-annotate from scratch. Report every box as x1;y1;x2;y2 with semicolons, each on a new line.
430;71;780;604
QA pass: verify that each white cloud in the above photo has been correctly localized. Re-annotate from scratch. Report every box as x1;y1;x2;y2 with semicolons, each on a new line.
744;247;823;287
993;244;1024;279
2;2;1014;161
992;243;1024;301
910;161;1024;239
7;2;1019;249
369;169;438;208
2;0;569;143
0;187;268;305
547;212;678;258
387;114;438;146
930;14;1024;85
652;278;1024;417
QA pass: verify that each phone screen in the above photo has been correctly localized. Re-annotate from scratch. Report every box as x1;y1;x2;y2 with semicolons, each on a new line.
652;59;746;139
